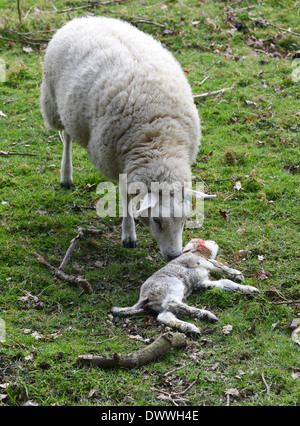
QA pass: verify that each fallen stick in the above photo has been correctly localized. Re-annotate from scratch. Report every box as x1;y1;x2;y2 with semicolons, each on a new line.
33;251;93;295
0;150;37;156
193;86;235;100
77;332;188;369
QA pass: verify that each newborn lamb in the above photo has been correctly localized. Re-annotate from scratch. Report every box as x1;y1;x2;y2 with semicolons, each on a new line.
112;239;259;335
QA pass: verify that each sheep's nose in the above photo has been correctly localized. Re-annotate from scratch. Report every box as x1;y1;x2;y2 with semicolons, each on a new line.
164;252;181;261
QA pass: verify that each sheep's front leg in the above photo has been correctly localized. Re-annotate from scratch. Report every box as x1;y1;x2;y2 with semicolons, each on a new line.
122;194;136;248
60;131;73;189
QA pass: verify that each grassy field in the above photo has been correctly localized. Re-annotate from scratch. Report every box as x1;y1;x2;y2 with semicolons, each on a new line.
0;0;299;406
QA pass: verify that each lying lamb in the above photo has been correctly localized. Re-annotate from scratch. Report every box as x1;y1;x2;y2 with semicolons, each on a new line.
40;17;210;261
112;239;259;335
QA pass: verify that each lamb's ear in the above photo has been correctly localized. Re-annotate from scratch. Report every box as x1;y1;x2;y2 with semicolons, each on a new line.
185;188;216;203
135;193;158;217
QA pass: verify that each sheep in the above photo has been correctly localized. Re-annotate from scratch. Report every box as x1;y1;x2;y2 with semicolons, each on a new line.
112;239;259;335
40;16;214;261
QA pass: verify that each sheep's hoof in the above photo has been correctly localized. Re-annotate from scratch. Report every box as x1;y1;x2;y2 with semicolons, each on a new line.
61;181;73;189
122;238;136;249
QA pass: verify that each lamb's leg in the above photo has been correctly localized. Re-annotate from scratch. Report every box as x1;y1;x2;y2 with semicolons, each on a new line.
204;259;245;283
157;311;201;336
60;131;73;189
197;278;259;294
111;305;144;315
165;300;218;322
111;298;147;316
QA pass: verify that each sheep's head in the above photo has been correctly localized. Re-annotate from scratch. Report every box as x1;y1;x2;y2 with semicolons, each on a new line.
182;238;219;260
135;187;216;261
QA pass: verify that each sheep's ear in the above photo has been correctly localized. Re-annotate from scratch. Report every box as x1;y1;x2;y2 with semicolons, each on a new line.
135;193;158;216
185;188;216;203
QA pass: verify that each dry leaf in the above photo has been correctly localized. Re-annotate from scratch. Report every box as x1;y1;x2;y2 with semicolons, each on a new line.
22;46;33;53
24;351;38;361
225;388;240;398
291;327;300;346
31;329;62;340
222;324;233;335
233;180;242;191
291;371;300;379
219;209;228;220
245;100;258;107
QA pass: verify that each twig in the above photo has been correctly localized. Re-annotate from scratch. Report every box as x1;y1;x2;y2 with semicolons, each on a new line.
6;29;51;43
193;86;235;100
17;0;22;24
0;150;37;156
77;332;187;369
261;373;271;394
196;76;210;86
33;228;103;295
59;228;85;271
249;17;300;37
106;11;167;29
45;0;125;14
0;35;44;46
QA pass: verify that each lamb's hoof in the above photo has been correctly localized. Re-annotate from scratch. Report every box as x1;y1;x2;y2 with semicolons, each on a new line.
244;285;260;294
207;313;219;323
61;181;73;190
233;274;244;283
186;329;201;339
122;238;136;249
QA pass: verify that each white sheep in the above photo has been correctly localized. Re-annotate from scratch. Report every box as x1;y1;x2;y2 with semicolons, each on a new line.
41;17;214;260
112;239;259;335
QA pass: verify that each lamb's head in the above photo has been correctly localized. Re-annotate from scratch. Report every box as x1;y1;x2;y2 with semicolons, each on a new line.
136;188;216;261
183;238;219;260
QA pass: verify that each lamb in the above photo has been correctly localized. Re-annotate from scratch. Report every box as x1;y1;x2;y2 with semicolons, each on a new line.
112;239;259;335
40;16;214;261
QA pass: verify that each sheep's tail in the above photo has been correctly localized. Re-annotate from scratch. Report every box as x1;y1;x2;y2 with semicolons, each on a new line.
111;298;149;316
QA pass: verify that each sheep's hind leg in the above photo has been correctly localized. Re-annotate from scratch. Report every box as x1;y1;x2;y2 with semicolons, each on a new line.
60;131;73;189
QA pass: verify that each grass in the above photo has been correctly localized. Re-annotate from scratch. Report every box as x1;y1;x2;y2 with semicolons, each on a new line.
0;0;299;406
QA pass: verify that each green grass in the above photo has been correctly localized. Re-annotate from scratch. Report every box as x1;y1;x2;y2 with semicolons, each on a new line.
0;0;299;406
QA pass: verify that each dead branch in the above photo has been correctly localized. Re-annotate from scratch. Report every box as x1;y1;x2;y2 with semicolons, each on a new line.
249;17;300;37
77;332;188;369
33;252;93;295
193;86;235;100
